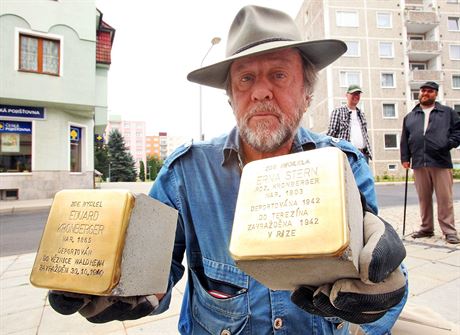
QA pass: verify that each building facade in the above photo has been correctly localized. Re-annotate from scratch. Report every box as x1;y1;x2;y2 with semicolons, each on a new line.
0;0;114;200
295;0;460;177
145;132;191;161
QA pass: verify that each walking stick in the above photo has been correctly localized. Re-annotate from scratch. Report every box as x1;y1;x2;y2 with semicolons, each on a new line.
402;168;409;237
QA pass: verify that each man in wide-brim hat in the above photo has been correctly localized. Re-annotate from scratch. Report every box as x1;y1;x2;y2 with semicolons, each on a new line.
48;5;408;335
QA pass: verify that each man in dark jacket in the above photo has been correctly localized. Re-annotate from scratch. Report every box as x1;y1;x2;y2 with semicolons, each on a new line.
400;81;460;244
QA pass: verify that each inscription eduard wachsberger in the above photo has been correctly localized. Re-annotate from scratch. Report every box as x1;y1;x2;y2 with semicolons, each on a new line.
247;158;322;239
37;200;107;277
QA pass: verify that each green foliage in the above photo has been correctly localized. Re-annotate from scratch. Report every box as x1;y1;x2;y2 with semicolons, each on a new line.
139;160;146;181
146;155;164;181
94;142;109;181
107;129;137;182
454;169;460;179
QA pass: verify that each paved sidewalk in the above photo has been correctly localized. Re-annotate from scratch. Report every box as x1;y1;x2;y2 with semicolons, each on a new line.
1;186;459;334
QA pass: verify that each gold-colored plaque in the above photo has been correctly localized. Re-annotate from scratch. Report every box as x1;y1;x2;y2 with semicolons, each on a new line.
30;190;134;295
229;147;363;290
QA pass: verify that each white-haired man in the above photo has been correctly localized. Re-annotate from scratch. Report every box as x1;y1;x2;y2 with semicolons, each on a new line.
48;5;407;334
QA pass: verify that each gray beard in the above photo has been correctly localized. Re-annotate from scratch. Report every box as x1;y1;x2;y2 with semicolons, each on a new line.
238;101;303;153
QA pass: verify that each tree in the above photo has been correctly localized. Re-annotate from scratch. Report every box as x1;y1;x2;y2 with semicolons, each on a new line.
147;155;164;181
107;129;137;182
94;141;109;181
139;160;146;181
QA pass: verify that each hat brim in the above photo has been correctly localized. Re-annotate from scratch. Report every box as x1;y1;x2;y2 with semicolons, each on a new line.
420;85;438;91
187;39;347;89
347;89;363;94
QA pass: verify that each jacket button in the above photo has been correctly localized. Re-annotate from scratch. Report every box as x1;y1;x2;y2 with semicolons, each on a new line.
220;330;231;335
274;318;283;330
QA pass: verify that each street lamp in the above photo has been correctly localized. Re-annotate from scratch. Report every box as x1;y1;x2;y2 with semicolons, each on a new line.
199;37;221;141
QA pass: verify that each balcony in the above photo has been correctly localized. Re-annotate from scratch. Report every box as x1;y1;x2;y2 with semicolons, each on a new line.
405;10;439;34
409;70;442;89
407;40;441;61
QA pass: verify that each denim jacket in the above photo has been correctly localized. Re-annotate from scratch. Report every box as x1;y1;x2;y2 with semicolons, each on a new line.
149;127;407;335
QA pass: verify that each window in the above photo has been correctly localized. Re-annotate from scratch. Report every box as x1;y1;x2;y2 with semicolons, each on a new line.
453;104;460;117
384;134;398;149
411;90;419;100
383;103;396;118
344;41;360;57
408;34;424;40
449;45;460;60
381;72;395;88
388;164;397;171
336;11;359;27
377;12;392;28
19;34;60;75
448;17;460;31
340;71;361;87
379;42;394;58
410;63;426;70
0;121;32;173
70;126;82;172
447;0;458;3
453;75;460;88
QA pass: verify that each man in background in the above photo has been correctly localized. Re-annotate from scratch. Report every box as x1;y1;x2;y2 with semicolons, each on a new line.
327;85;372;163
400;81;460;244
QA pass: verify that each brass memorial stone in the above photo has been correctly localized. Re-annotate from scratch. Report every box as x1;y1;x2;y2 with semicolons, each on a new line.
30;189;177;296
229;147;363;290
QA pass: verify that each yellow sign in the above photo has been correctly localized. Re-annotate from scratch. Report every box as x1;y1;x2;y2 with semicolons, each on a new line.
30;190;134;295
230;147;351;260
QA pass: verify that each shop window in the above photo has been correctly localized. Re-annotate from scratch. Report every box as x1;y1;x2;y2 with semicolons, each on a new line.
0;121;32;172
70;126;82;172
19;34;60;75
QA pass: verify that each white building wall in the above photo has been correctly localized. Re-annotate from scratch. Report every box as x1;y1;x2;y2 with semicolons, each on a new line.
0;0;103;200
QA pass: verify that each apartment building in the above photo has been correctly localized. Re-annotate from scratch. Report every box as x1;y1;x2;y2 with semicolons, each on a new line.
146;132;191;160
295;0;460;177
145;134;161;159
105;116;146;170
0;0;114;200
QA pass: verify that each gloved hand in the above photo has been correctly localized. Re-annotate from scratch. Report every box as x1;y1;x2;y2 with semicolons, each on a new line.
291;211;407;324
48;291;159;323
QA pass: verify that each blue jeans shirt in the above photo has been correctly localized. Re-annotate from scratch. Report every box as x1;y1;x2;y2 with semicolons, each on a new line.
149;127;407;335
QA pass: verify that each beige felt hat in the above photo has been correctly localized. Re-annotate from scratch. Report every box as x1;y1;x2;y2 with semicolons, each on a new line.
187;5;347;89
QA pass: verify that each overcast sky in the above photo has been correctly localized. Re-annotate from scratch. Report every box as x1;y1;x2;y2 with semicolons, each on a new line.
95;1;304;140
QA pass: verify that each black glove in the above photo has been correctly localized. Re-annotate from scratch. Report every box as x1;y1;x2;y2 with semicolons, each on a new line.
48;291;159;323
291;211;407;324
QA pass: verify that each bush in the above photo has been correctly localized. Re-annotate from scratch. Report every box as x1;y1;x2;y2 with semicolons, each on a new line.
454;169;460;179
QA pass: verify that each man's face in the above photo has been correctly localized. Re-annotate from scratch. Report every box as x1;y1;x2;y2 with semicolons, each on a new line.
418;88;437;106
228;48;307;153
346;92;361;107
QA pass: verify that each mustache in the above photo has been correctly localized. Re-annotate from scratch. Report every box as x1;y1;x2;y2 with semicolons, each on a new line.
244;102;283;121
